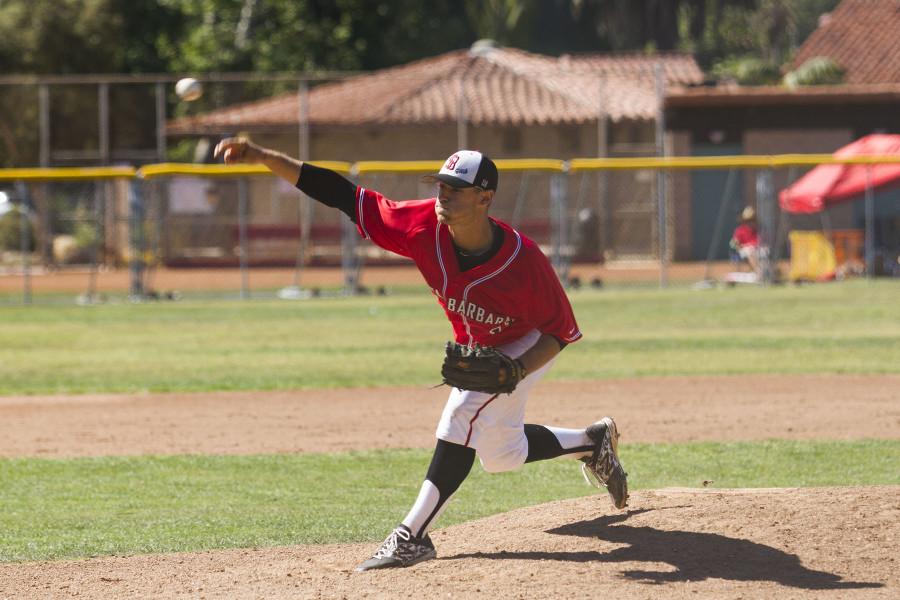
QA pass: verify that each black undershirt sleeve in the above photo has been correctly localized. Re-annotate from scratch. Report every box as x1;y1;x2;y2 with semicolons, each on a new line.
295;162;357;222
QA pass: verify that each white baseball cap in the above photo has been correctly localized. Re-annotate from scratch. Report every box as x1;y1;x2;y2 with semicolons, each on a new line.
423;150;498;190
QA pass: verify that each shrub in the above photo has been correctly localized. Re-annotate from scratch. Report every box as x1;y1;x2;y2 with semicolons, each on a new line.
0;209;37;252
784;56;846;87
712;56;782;85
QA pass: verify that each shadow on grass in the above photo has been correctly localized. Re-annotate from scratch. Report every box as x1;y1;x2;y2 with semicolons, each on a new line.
444;509;883;590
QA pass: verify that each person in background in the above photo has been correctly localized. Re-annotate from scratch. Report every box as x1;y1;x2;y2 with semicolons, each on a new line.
730;206;760;274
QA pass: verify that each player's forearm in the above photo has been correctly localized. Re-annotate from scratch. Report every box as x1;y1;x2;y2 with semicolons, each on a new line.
517;334;562;375
258;149;303;186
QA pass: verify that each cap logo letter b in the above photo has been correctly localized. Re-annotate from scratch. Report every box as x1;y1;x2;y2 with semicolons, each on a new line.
445;155;460;170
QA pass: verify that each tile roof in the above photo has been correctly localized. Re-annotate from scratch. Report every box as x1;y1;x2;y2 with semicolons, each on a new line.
794;0;900;83
168;47;702;134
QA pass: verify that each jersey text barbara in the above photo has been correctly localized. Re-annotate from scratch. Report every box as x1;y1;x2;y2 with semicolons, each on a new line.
355;188;582;347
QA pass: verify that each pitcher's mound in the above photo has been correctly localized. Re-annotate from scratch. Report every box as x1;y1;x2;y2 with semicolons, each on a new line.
3;486;896;599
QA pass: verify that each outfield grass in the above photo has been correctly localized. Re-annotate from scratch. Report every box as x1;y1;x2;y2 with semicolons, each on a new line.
2;282;896;565
0;280;898;395
1;440;897;562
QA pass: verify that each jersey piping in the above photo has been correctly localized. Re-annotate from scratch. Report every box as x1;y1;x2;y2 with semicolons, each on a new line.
464;393;500;446
437;223;523;346
355;189;580;347
459;229;522;345
356;187;370;239
434;221;449;298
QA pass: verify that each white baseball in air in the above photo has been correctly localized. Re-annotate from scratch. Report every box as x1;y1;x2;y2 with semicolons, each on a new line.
175;78;203;102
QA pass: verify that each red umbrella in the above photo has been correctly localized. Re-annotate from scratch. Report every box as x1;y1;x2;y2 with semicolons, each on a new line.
779;134;900;214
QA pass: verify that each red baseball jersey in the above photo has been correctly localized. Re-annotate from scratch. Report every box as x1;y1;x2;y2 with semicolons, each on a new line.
355;187;582;347
733;223;759;248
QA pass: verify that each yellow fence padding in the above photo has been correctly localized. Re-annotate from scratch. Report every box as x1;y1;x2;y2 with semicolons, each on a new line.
0;166;136;181
137;161;351;178
4;154;900;181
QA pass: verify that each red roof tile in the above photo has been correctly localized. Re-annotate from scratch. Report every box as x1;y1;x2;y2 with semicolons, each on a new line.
794;0;900;84
168;47;702;134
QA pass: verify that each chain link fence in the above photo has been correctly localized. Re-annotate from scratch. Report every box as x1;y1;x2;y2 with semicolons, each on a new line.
0;173;133;304
0;74;346;169
2;158;900;304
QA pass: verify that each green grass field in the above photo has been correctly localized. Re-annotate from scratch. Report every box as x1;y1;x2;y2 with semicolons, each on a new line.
2;440;898;562
1;280;897;395
1;280;898;563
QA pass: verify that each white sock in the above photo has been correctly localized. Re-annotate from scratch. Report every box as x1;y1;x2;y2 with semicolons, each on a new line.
401;480;447;538
545;425;592;459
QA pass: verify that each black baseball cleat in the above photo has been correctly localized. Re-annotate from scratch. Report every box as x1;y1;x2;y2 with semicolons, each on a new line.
581;416;629;509
355;525;436;572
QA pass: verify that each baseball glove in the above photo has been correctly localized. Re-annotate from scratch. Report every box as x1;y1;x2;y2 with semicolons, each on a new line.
441;342;526;394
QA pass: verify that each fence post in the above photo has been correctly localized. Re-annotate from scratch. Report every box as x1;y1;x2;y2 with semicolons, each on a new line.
37;84;51;268
864;165;874;279
597;76;610;262
237;177;250;300
128;179;145;299
155;82;167;162
655;64;668;288
293;80;312;290
341;216;360;295
755;168;776;285
99;82;110;165
39;84;50;168
87;181;102;301
342;169;365;295
15;181;32;305
550;172;569;283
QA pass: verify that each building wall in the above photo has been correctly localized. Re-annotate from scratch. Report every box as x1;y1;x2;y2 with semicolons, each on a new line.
667;101;900;134
297;122;609;162
743;128;856;230
671;126;861;260
253;120;651;162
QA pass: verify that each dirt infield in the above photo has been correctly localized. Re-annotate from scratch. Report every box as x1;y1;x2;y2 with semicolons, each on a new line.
1;374;898;599
1;375;897;458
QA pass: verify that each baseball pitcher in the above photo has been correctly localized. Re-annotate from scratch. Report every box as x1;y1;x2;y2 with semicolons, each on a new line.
214;139;628;571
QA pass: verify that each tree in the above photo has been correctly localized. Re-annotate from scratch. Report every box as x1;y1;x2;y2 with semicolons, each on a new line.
464;0;535;48
0;0;842;76
695;0;841;82
0;0;846;167
0;0;185;74
154;0;475;73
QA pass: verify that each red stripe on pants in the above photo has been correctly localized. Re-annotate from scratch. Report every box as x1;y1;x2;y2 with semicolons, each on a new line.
464;393;500;447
